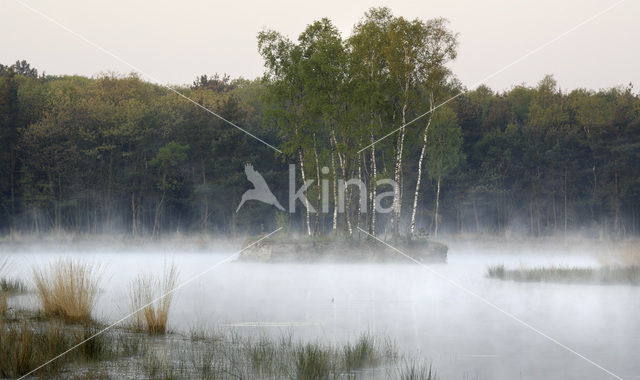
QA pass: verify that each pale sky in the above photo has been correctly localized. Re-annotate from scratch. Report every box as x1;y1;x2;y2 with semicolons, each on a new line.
1;0;638;92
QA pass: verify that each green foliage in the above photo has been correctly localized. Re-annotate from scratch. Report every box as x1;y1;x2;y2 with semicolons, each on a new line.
425;108;464;181
0;8;639;238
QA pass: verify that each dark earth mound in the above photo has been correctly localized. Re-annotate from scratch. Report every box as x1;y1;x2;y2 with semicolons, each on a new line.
239;235;448;263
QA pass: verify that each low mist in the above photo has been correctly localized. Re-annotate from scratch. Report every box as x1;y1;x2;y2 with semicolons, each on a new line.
2;234;638;379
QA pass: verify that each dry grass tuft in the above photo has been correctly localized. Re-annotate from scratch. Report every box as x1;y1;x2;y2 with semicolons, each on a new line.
32;258;102;322
129;263;179;334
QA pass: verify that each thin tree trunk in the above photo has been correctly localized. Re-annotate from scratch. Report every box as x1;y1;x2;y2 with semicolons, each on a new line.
331;128;351;235
410;91;434;236
331;150;338;233
202;168;209;231
299;149;312;236
153;192;165;238
9;149;15;218
564;170;568;237
369;133;377;235
313;135;321;235
356;154;362;230
614;170;620;235
231;190;237;237
473;193;480;233
434;176;441;237
393;49;411;236
393;118;406;236
131;191;137;236
393;97;409;236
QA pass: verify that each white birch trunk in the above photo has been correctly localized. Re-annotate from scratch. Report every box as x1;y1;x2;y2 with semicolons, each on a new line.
331;150;338;232
298;149;312;236
313;136;321;235
331;128;351;235
370;133;377;235
410;91;434;236
434;176;441;238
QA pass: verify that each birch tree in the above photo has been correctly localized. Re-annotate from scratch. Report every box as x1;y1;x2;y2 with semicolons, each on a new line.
425;108;463;237
409;18;458;236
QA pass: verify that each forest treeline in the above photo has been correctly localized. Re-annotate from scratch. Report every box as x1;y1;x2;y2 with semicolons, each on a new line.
1;8;639;238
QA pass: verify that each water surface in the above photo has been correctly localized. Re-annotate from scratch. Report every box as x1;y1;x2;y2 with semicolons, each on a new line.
5;242;639;379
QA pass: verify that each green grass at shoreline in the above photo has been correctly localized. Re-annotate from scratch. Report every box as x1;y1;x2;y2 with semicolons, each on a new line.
0;311;436;379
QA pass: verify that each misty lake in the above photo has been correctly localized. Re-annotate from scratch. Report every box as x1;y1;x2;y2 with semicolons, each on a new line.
4;240;639;379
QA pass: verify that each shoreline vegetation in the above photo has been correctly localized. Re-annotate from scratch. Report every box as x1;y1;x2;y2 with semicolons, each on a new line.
2;8;640;242
487;264;640;285
1;313;435;379
484;238;640;285
0;255;438;379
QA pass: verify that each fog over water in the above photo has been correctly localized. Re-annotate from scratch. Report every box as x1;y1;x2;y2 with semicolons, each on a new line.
3;239;639;379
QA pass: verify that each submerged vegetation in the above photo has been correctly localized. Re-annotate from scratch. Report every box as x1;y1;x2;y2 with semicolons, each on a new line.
487;264;640;285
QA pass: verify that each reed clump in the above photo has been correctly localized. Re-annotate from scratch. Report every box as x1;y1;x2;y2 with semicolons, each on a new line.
31;259;102;322
343;333;380;372
396;359;438;380
294;342;333;379
130;263;179;334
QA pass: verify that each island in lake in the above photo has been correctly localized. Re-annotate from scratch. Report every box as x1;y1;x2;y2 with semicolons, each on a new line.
240;234;448;263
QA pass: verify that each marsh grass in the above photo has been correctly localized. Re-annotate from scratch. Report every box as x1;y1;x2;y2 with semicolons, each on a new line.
294;342;333;379
0;309;427;380
1;278;28;293
0;257;26;294
396;359;437;380
189;325;222;342
32;259;103;322
0;291;7;317
0;317;141;378
130;263;179;333
343;334;380;372
136;330;403;379
487;264;640;285
486;264;505;279
144;350;183;380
